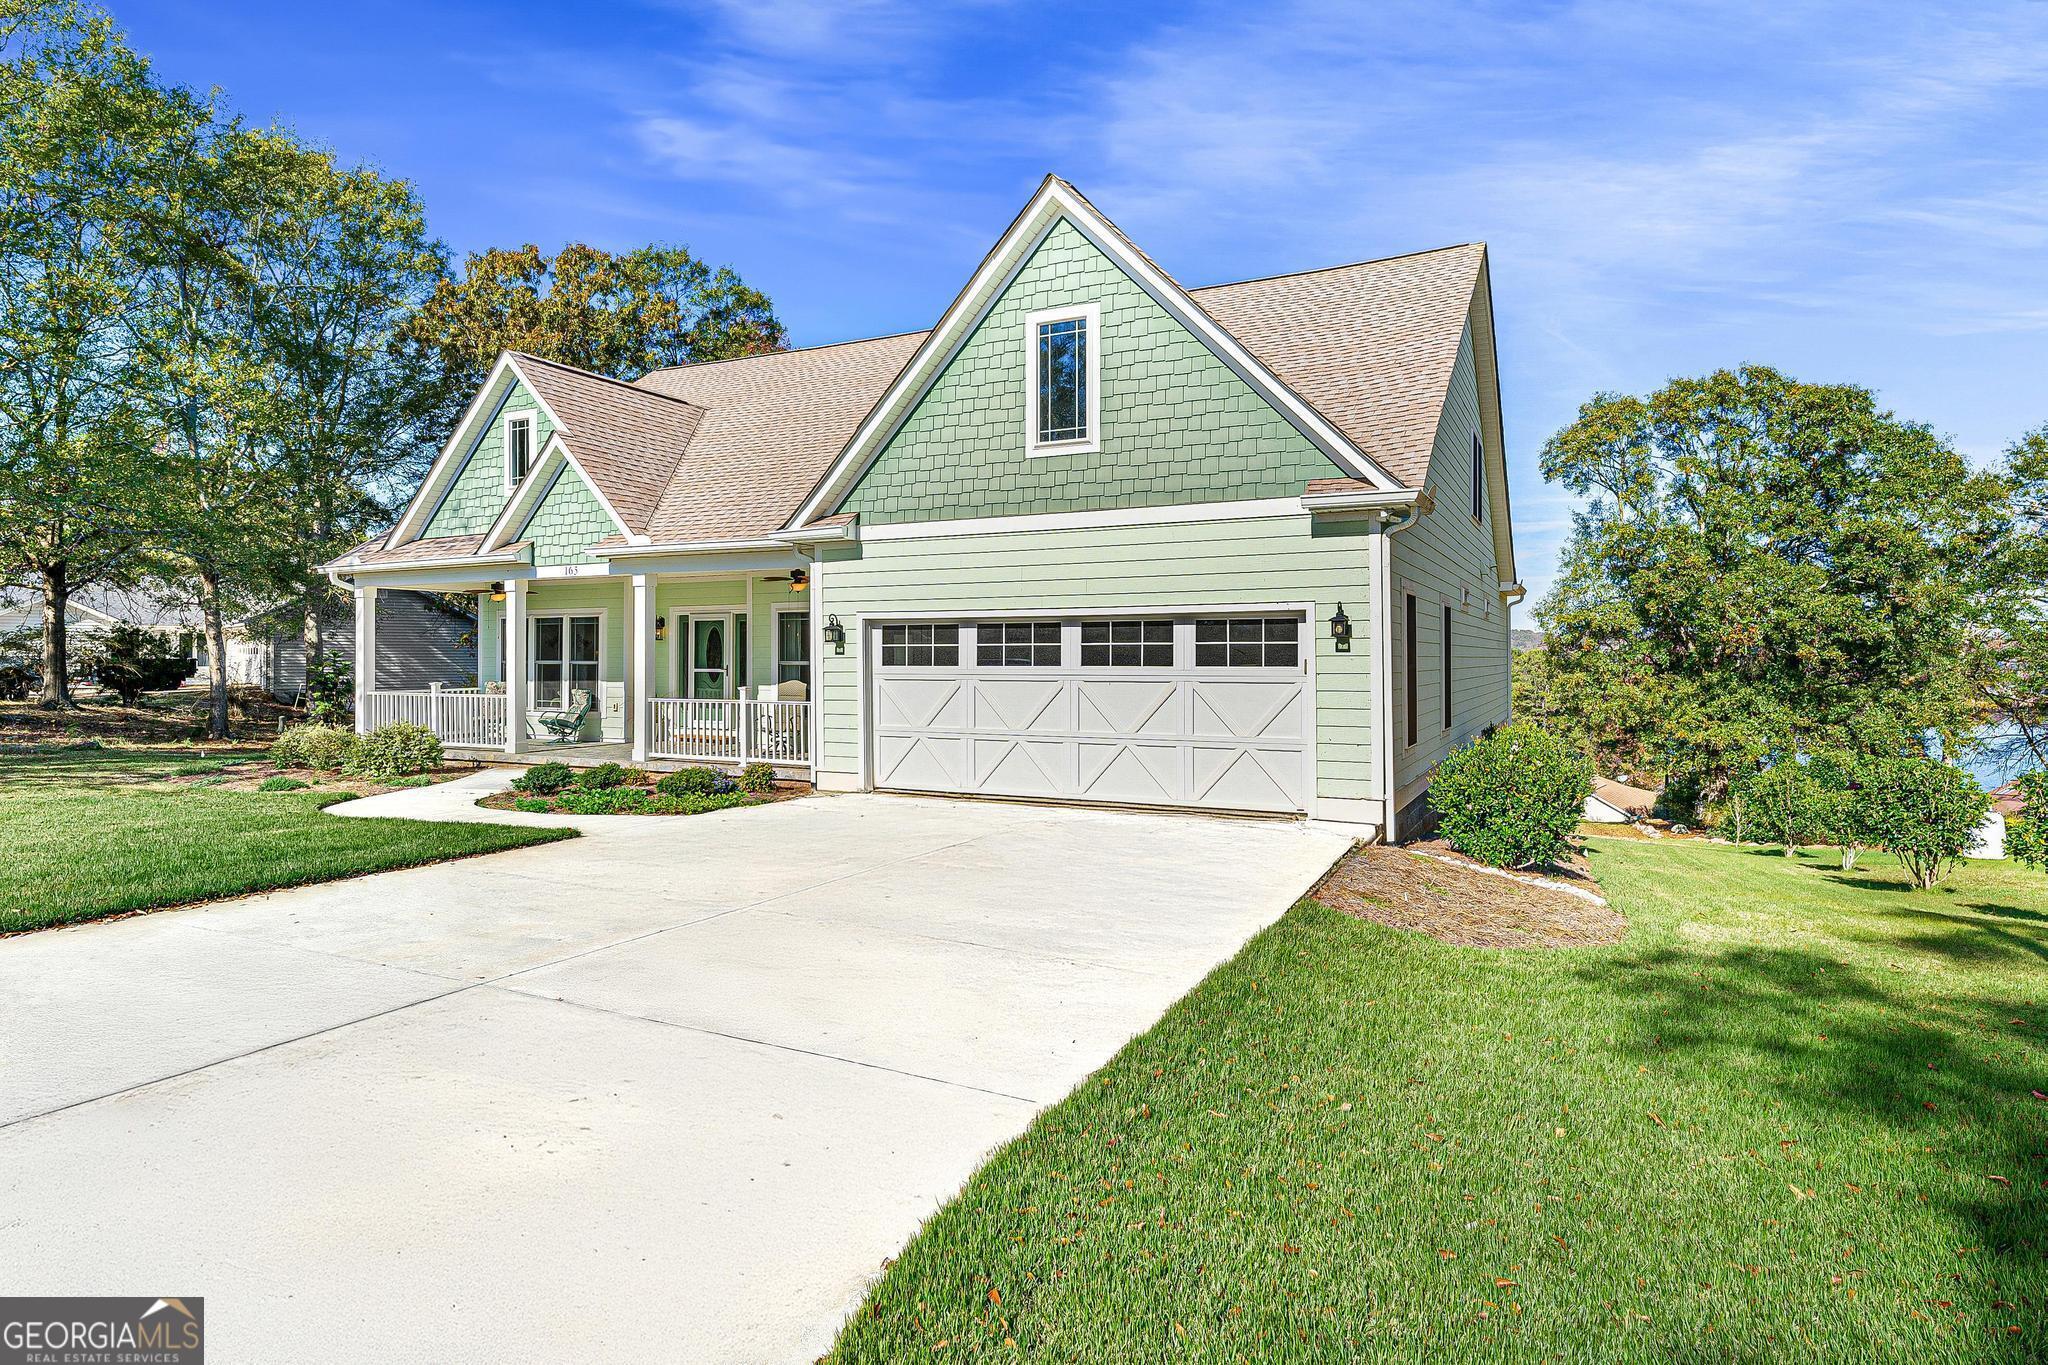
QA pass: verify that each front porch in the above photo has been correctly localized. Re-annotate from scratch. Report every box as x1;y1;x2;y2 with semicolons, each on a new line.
348;563;817;773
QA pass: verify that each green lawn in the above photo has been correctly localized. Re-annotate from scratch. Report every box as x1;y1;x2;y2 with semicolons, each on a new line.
0;745;572;932
832;839;2045;1362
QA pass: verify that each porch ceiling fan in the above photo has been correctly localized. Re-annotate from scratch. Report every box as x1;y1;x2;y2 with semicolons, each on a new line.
762;567;808;592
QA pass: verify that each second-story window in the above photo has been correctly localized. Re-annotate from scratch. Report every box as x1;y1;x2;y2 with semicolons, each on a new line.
506;413;534;487
1025;303;1100;455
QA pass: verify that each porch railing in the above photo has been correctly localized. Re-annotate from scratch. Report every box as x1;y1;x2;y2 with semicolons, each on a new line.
363;686;507;748
650;698;810;767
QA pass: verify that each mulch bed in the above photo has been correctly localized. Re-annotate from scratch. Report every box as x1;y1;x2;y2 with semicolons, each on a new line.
159;760;486;797
1311;843;1627;949
476;778;808;815
0;688;300;744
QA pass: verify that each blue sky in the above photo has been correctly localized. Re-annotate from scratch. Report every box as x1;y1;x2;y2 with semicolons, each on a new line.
119;0;2048;610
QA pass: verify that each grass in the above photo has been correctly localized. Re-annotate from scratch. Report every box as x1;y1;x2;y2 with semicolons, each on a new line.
0;745;572;933
831;839;2046;1362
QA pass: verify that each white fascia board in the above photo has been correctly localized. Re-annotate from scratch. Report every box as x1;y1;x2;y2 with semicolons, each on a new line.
770;522;859;545
1299;489;1419;513
388;353;525;547
595;536;791;558
787;178;1402;530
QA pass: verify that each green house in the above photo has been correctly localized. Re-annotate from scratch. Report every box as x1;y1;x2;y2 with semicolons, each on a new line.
325;177;1519;840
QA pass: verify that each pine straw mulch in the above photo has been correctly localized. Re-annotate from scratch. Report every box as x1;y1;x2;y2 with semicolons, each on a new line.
157;759;487;797
0;688;300;743
1311;843;1628;950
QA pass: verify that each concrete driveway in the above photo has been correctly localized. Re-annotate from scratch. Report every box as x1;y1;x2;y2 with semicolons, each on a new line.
0;775;1347;1362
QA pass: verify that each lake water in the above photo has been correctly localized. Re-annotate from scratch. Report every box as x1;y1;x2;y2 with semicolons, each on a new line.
1952;724;2041;793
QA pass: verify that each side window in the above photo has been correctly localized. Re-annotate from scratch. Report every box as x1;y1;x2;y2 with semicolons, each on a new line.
1470;432;1484;522
506;413;535;487
1081;620;1172;667
1025;303;1100;455
1404;594;1419;746
880;623;960;667
1195;617;1298;668
977;621;1061;667
1441;603;1453;731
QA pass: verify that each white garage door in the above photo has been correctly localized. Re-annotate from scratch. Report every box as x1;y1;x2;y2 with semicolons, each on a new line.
869;614;1310;813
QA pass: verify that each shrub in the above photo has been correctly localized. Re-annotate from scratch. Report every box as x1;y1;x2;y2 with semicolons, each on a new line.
89;625;197;704
510;761;574;795
1734;760;1821;855
1428;722;1593;869
258;775;310;792
554;787;652;815
656;766;734;797
576;762;630;790
302;654;353;725
2007;771;2048;876
349;722;443;779
272;723;360;772
512;797;555;814
1803;752;1864;869
738;762;776;794
1853;754;1989;891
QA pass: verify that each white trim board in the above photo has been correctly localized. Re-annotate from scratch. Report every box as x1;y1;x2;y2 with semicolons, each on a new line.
789;177;1403;530
857;497;1306;542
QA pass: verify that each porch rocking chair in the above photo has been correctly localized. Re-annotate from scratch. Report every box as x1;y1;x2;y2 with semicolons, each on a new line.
533;688;594;744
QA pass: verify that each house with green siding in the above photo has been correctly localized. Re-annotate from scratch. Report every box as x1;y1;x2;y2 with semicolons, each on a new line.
324;177;1520;840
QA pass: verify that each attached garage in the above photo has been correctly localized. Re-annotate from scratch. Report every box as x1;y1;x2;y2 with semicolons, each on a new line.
866;612;1311;813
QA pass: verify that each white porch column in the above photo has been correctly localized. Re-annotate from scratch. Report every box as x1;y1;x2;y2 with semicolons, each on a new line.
504;578;527;755
352;584;377;734
630;573;654;763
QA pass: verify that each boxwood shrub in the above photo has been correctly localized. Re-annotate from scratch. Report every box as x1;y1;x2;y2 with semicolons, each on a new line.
575;762;630;790
510;761;574;795
272;723;360;773
738;762;776;794
656;766;735;797
349;722;444;779
1428;722;1593;869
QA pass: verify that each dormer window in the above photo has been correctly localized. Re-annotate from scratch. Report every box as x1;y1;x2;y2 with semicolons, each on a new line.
505;412;534;488
1025;303;1100;456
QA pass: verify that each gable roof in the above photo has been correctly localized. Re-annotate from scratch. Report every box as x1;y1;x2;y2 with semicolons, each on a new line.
352;180;1497;567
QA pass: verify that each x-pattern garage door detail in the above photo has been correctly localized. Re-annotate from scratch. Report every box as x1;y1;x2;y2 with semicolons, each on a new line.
870;616;1309;814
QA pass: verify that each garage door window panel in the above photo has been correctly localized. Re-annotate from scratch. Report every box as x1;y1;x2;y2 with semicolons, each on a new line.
977;621;1061;667
880;623;960;667
1195;617;1298;668
1082;620;1173;668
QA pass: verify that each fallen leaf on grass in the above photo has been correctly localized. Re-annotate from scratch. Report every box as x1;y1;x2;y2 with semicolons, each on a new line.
1987;1175;2011;1187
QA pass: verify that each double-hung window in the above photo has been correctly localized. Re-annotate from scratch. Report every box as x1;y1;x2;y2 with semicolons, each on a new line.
505;412;535;488
1025;303;1100;455
1470;432;1484;523
531;613;599;708
775;609;810;685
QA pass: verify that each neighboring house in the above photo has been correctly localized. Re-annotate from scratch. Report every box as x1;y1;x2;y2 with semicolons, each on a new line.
0;584;470;700
323;177;1520;840
1584;777;1657;824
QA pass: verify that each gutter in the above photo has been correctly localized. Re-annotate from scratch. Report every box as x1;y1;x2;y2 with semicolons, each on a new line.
1298;487;1420;514
769;521;859;545
594;537;793;559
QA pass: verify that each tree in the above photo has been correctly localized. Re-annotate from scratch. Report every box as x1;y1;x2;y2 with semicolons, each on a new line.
0;2;193;706
1736;760;1819;856
397;241;786;425
2006;771;2048;876
1976;425;2048;776
87;622;193;702
1538;367;2009;807
1804;751;1864;871
1852;754;1989;892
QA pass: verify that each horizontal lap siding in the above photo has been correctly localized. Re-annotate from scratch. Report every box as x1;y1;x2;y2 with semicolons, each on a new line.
1391;323;1511;794
816;514;1376;799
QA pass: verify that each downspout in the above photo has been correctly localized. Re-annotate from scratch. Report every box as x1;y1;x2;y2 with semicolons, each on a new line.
1370;505;1424;843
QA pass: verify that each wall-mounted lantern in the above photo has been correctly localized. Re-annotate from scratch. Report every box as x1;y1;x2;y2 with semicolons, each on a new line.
1330;603;1352;652
654;614;667;643
824;614;847;655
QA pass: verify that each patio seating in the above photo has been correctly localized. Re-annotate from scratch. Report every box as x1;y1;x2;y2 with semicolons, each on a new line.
533;688;594;743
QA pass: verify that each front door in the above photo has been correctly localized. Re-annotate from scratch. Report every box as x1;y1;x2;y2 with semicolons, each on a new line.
689;616;732;699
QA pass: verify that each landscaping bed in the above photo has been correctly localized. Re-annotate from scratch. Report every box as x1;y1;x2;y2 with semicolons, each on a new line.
1315;843;1625;948
0;689;299;744
475;760;806;816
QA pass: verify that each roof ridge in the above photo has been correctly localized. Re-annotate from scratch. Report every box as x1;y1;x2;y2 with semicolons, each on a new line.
508;351;705;408
1189;242;1485;294
635;329;929;379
